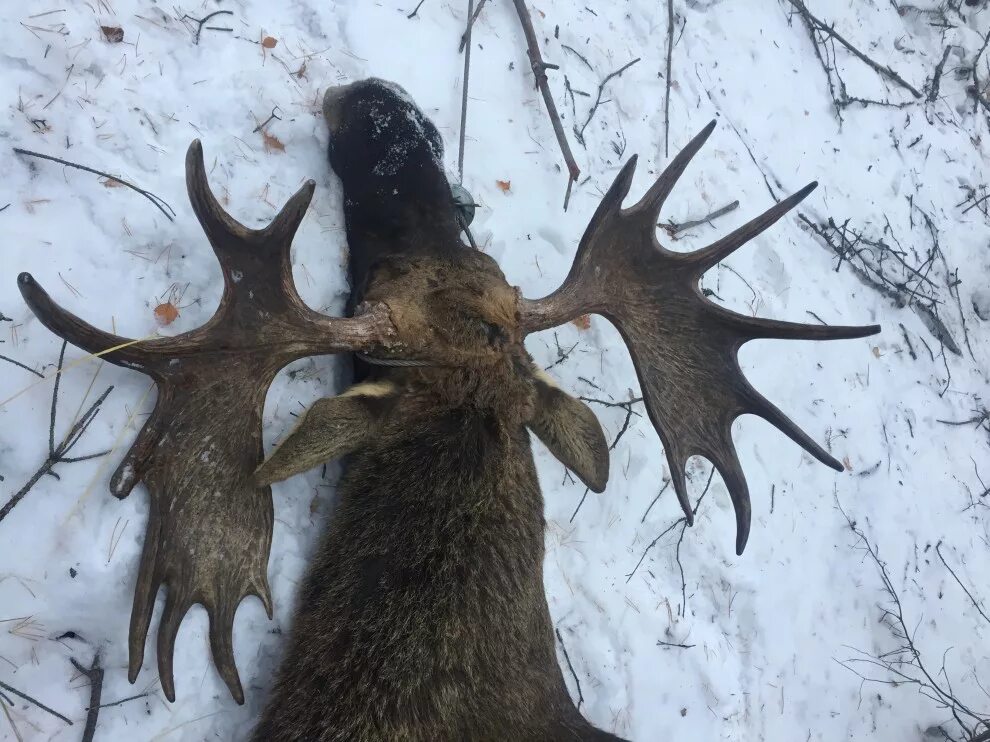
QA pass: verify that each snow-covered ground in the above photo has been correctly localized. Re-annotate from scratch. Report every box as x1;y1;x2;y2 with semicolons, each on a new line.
1;1;988;740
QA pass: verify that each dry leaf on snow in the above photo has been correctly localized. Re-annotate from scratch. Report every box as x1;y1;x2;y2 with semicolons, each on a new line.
101;26;124;43
262;131;285;153
154;302;179;326
496;179;511;193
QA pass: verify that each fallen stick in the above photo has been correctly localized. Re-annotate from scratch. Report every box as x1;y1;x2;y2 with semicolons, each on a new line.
662;199;740;236
12;148;175;221
70;656;103;742
785;0;921;98
663;0;674;156
0;680;72;726
510;0;581;209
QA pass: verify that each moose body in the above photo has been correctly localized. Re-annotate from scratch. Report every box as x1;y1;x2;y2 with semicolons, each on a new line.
252;379;614;740
253;80;619;740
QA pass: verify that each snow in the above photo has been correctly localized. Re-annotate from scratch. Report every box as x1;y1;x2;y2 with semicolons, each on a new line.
1;1;988;740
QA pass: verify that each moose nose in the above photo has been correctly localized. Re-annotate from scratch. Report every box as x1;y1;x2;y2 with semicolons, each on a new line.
322;82;357;134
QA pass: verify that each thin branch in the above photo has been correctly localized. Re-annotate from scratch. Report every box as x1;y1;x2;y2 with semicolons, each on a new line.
458;0;489;52
569;487;590;523
181;9;233;44
935;541;990;626
928;45;953;103
91;692;149;711
458;0;475;183
574;58;641;147
13;148;175;221
0;353;114;525
0;680;72;726
661;199;740;236
663;0;675;157
70;655;103;742
407;0;427;19
0;354;42;378
641;479;671;523
561;44;593;72
511;0;581;209
252;106;282;133
555;628;584;709
785;0;922;98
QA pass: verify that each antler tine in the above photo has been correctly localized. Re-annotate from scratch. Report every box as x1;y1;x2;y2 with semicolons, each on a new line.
629;119;716;217
186;139;316;249
263;178;317;245
157;588;189;703
742;383;842;471
127;523;162;685
726;311;882;342
186;140;254;245
208;602;244;704
689;181;820;275
519;122;880;553
711;446;751;556
17;273;162;371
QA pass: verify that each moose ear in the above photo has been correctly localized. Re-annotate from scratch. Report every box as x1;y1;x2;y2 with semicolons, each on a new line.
528;371;609;493
254;381;396;485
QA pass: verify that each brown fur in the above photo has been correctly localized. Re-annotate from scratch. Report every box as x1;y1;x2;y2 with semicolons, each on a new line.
252;80;619;740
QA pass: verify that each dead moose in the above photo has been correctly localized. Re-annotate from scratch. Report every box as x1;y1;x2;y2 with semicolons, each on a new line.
17;78;878;739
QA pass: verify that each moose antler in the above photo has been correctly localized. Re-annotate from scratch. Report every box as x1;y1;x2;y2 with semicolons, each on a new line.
17;140;397;703
520;121;880;555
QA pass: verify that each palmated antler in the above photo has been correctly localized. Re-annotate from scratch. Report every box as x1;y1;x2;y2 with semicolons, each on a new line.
519;121;880;555
17;141;396;703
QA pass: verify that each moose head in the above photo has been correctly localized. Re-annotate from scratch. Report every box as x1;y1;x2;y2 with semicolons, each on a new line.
18;77;878;722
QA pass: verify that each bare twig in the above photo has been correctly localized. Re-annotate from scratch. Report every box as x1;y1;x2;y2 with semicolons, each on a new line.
407;0;427;19
928;45;953;103
458;0;475;183
561;44;593;72
91;692;149;711
252;106;282;133
0;343;113;525
641;479;671;522
13;148;175;221
0;354;42;378
569;487;590;523
935;541;990;626
555;628;584;709
573;58;641;146
70;655;103;742
835;499;990;740
0;680;72;726
785;0;922;98
657;640;695;649
458;0;489;52
663;0;675;157
511;0;581;209
662;200;740;236
181;9;234;45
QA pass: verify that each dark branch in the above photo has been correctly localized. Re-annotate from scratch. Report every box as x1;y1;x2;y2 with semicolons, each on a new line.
574;58;641;146
555;627;584;709
663;0;675;157
70;655;104;742
0;679;72;725
511;0;581;209
13;148;175;221
785;0;921;98
181;9;234;44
